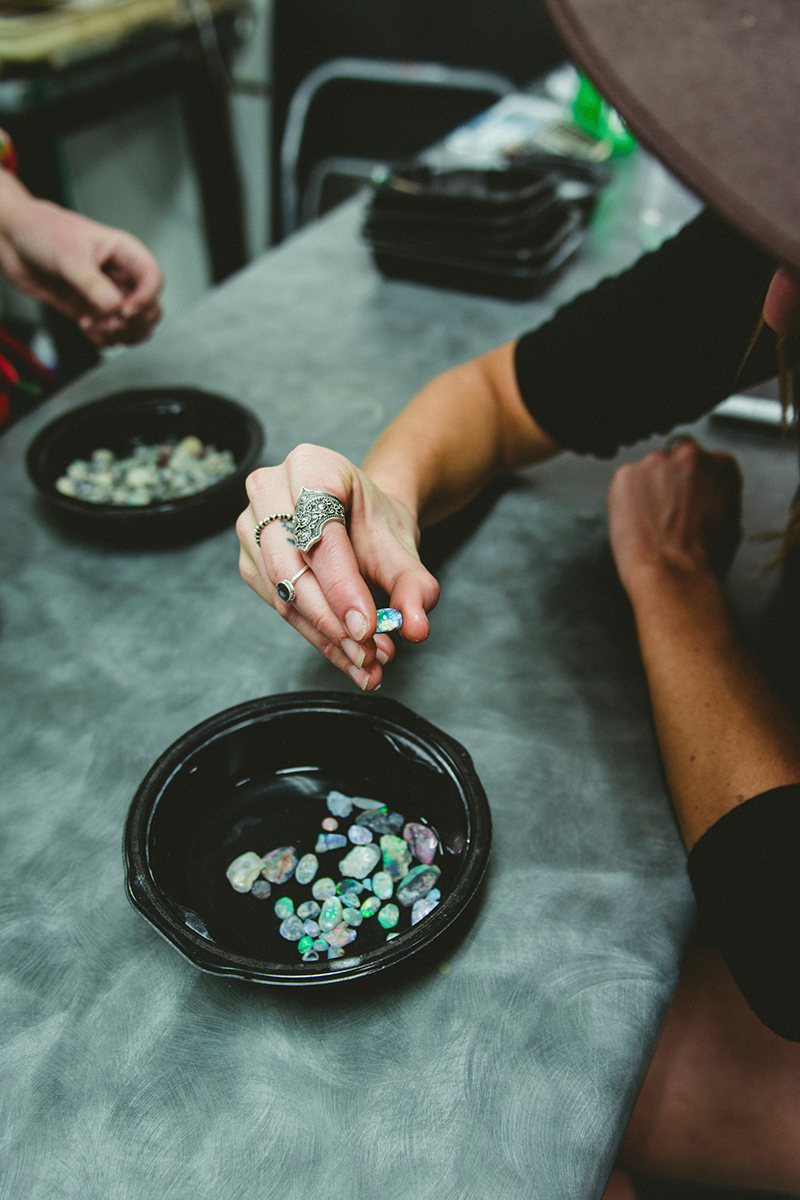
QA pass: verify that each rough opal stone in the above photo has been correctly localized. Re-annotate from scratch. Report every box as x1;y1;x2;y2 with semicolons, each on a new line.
312;877;337;901
250;879;272;900
279;916;305;941
428;889;441;902
348;825;373;845
372;871;394;900
403;823;439;866
377;903;399;929
411;896;439;925
321;817;339;831
226;852;264;893
297;900;320;920
343;907;362;927
261;846;298;884
375;608;402;633
313;938;328;952
327;945;345;959
302;950;319;962
396;864;441;907
326;790;354;818
339;890;361;908
323;923;357;948
318;897;343;932
338;844;381;879
315;833;348;853
303;920;321;937
355;809;404;835
380;834;412;880
360;895;381;918
295;853;319;884
336;878;364;896
274;896;295;920
297;936;315;953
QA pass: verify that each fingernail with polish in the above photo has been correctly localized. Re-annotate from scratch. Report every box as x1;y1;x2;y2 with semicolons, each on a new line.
345;609;368;641
342;638;366;669
347;664;370;691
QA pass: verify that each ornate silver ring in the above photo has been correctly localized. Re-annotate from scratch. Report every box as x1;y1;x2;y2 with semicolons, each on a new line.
292;487;346;553
254;512;294;547
275;565;310;604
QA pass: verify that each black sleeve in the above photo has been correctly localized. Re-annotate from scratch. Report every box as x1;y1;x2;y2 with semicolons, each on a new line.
514;208;779;458
687;784;800;1041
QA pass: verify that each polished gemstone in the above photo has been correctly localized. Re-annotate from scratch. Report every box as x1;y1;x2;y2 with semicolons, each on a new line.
297;935;315;953
318;897;343;932
359;895;381;918
372;871;394;899
338;844;381;879
297;900;320;920
303;919;321;937
411;896;439;925
326;790;354;818
295;853;319;884
336;878;364;896
380;834;412;880
250;879;272;900
279;915;305;941
375;608;403;633
348;825;373;845
355;808;404;835
273;896;295;920
396;864;441;907
321;817;339;831
312;877;337;901
339;889;361;908
377;903;399;929
261;846;298;884
226;851;264;893
403;823;439;866
323;922;357;948
343;907;363;927
313;938;328;952
315;833;347;853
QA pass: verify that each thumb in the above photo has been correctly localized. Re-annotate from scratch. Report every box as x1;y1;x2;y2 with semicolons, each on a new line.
63;258;125;316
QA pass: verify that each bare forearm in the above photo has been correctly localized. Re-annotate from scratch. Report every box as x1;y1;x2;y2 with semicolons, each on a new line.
362;342;560;526
628;564;800;849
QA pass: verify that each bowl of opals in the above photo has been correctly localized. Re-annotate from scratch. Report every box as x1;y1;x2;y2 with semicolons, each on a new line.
25;387;264;545
124;691;491;985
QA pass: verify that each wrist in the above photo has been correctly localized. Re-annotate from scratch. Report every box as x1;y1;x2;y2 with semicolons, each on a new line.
625;557;724;624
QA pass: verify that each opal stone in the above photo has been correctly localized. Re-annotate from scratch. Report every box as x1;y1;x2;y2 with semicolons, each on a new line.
396;864;441;907
318;897;343;932
303;919;321;937
411;896;439;925
315;833;347;853
403;823;439;866
225;852;264;893
336;878;364;896
321;817;339;831
327;945;345;959
428;889;441;902
350;797;385;811
279;915;305;941
347;825;373;845
297;935;315;953
338;844;381;879
386;932;399;941
355;808;404;835
375;607;403;633
250;879;272;900
273;896;295;920
302;950;319;962
380;834;412;880
323;922;357;948
295;853;319;884
261;846;298;884
297;900;320;920
342;907;362;927
312;877;337;901
339;890;361;908
313;938;328;952
377;903;399;929
372;871;394;900
360;895;381;918
326;790;354;818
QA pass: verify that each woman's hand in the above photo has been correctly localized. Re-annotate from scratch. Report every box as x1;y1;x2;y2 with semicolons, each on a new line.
607;436;743;597
237;444;440;690
0;179;163;346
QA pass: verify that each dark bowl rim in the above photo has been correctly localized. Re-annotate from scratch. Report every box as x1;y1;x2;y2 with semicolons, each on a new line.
124;690;492;986
25;387;264;522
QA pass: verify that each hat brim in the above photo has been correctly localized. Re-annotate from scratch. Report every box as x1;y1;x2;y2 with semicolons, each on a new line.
545;0;800;272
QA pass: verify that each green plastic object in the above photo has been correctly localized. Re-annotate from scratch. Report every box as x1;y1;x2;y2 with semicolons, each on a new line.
571;73;636;156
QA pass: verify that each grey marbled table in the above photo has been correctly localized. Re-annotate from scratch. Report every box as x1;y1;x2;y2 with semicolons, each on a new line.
2;153;795;1200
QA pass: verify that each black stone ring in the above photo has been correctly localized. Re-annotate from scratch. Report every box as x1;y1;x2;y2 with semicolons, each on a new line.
276;565;310;604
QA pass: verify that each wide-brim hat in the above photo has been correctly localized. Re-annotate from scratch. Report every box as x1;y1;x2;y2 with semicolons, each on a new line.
545;0;799;273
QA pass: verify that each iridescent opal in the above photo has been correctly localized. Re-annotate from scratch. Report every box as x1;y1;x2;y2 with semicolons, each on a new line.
403;823;439;866
295;853;319;884
321;817;339;831
339;890;361;908
326;790;354;818
355;809;404;835
327;945;345;959
312;877;337;901
375;608;403;633
313;938;328;952
250;879;272;900
297;900;320;919
338;844;381;879
279;915;305;941
303;920;321;937
323;922;357;948
411;896;439;925
302;950;319;962
336;878;364;896
372;871;394;899
226;851;263;893
360;895;381;918
377;903;399;929
315;833;347;853
261;846;298;884
273;896;295;920
347;825;373;845
318;897;343;932
342;907;362;927
380;834;412;880
298;935;315;952
396;864;441;907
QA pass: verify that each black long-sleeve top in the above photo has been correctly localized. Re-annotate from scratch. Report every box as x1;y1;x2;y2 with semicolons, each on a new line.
513;208;800;1041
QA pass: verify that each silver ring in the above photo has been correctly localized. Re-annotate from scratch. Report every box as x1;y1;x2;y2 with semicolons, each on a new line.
275;565;310;604
664;434;697;452
292;487;347;553
254;512;294;547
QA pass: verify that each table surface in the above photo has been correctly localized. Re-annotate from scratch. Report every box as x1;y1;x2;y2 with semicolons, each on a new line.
2;153;797;1200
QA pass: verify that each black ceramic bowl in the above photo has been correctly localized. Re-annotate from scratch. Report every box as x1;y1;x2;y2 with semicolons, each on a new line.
124;692;491;986
26;387;264;545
